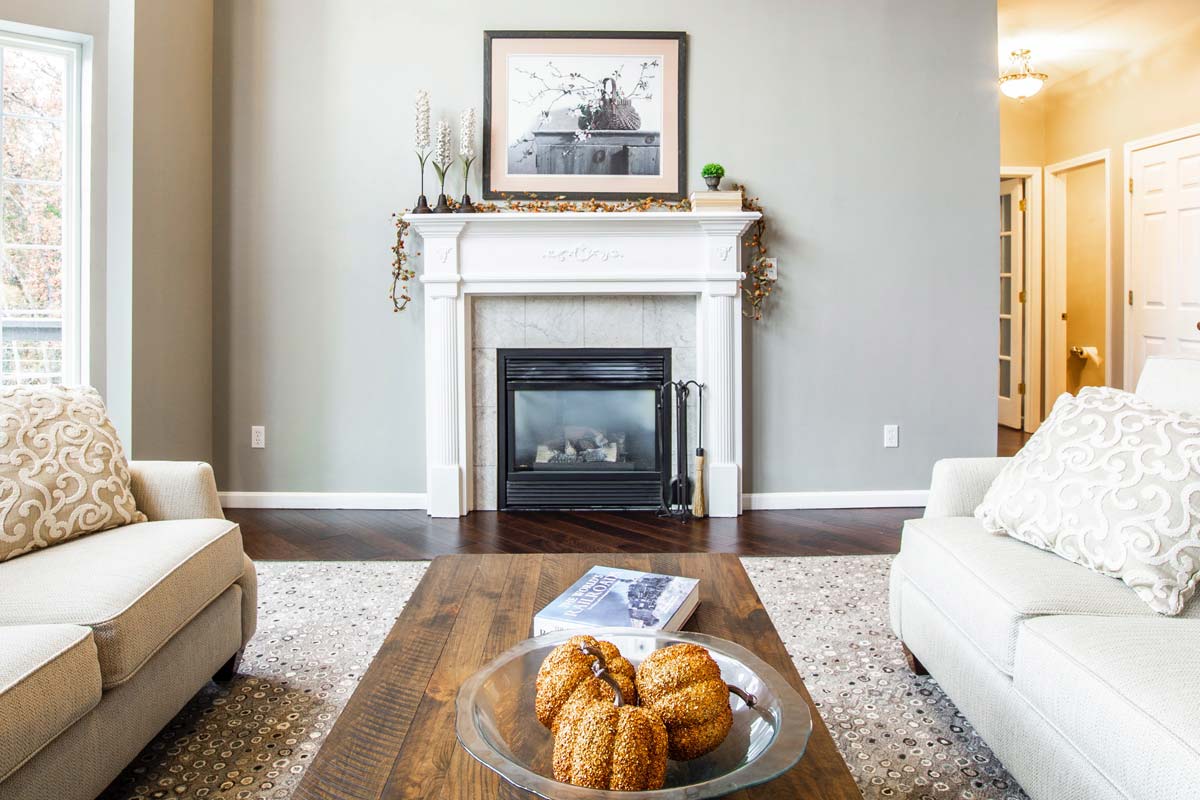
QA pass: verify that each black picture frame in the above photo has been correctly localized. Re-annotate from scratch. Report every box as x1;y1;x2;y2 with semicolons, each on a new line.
482;30;688;201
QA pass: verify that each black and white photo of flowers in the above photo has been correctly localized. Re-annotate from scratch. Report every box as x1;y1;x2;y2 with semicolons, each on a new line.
505;54;663;176
483;32;687;200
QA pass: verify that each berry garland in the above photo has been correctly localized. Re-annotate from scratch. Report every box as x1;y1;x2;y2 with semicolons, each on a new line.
391;187;776;319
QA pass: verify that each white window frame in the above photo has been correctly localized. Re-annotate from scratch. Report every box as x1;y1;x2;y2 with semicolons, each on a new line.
0;26;85;385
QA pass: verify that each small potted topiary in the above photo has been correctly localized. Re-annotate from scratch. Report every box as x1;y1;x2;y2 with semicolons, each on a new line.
701;163;725;190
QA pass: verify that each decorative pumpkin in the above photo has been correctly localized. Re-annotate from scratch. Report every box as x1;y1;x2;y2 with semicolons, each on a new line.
635;643;757;761
535;635;636;734
551;650;668;790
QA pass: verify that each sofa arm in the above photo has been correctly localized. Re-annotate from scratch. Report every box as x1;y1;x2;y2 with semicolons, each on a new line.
923;457;1010;518
129;461;225;521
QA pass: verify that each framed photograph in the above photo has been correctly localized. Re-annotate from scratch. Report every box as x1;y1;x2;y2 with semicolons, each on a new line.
483;30;687;201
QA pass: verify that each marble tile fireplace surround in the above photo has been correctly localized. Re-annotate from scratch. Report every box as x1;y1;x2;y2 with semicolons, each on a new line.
404;210;760;518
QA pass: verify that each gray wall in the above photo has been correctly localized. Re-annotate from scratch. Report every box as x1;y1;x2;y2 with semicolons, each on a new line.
127;0;214;461
212;0;999;495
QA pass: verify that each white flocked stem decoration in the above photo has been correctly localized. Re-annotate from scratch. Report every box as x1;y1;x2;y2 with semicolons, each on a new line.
458;107;478;212
414;90;431;202
432;119;453;211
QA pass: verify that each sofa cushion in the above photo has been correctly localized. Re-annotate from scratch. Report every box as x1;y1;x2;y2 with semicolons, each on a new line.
0;624;101;781
894;516;1200;675
1135;354;1200;416
1015;615;1200;800
976;386;1200;615
0;385;145;562
0;519;243;688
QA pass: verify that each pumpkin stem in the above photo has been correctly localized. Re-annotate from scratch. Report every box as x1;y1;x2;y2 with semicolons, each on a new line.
728;684;757;708
579;643;625;707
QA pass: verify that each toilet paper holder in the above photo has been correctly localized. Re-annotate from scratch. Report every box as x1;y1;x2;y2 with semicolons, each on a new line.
1070;346;1103;366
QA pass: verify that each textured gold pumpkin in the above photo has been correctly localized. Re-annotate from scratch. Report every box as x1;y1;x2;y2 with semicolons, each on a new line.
552;693;668;790
635;643;735;760
535;635;636;734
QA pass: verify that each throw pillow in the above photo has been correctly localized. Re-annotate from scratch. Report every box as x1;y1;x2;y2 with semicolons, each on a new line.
976;386;1200;615
0;385;145;561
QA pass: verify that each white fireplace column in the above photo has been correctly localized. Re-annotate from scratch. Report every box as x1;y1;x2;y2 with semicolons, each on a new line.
696;218;749;517
407;210;759;518
418;218;468;517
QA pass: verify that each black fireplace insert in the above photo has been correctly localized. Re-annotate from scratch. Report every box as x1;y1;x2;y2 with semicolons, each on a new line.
497;348;671;510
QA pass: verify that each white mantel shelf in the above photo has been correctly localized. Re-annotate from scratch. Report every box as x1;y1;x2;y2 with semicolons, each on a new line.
405;210;760;518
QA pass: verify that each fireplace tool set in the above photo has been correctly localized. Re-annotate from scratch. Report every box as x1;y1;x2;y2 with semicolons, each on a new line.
658;379;705;520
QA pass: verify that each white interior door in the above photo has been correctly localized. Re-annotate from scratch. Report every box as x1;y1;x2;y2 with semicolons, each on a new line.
999;178;1025;429
1129;134;1200;381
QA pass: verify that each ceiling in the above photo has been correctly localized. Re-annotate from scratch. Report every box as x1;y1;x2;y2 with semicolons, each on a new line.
998;0;1200;89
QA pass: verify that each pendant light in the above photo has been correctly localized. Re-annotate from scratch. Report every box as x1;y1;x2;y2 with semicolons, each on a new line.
999;49;1048;101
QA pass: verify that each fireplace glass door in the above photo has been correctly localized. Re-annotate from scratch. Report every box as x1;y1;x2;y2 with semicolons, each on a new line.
512;389;658;472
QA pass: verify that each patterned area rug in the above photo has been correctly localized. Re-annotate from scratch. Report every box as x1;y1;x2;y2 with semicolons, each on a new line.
100;557;1027;800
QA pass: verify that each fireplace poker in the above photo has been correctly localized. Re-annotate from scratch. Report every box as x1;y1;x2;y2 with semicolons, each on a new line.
692;384;706;517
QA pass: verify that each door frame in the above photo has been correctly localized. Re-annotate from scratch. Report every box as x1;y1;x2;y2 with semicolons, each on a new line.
1000;165;1043;431
1044;150;1112;398
1123;122;1200;387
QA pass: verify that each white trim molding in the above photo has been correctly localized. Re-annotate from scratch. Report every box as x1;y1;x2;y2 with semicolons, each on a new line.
405;210;760;518
219;490;927;511
219;492;428;510
743;490;928;510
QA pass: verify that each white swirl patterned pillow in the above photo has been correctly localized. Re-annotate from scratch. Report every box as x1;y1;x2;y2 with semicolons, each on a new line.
977;385;1200;615
0;384;145;561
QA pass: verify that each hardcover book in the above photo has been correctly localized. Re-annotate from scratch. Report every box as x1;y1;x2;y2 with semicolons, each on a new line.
689;189;744;212
533;566;700;636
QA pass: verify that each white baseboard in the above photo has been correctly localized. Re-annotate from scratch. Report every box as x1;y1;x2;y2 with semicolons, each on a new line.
219;489;925;511
219;492;428;510
742;490;928;510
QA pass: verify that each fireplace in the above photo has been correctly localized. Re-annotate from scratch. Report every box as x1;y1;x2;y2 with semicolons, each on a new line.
497;348;670;510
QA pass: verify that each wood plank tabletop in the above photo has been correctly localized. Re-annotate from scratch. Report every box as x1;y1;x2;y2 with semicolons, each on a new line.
294;553;863;800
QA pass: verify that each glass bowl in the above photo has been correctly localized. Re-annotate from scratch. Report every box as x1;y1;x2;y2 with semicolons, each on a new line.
455;627;813;798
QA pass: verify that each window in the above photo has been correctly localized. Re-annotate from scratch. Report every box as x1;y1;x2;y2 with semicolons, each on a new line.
0;29;82;385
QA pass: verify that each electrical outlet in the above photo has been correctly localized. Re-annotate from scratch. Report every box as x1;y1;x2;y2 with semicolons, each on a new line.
251;426;266;449
762;257;778;281
883;424;899;448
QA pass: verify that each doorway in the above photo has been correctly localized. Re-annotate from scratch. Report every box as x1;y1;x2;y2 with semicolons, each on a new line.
1125;125;1200;385
1045;151;1112;398
999;177;1025;430
997;166;1043;450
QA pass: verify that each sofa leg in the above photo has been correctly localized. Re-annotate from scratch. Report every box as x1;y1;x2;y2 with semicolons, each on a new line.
213;651;241;682
901;643;929;676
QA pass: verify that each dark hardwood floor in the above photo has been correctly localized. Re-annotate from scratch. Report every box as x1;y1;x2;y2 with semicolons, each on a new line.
227;507;917;560
997;424;1032;457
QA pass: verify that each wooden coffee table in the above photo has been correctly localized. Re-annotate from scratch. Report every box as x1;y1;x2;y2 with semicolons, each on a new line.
294;553;863;799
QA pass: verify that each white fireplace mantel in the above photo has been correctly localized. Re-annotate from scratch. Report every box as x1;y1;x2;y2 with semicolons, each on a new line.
405;210;760;518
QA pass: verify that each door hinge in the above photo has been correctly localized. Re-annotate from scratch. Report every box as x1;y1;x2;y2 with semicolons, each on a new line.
1018;198;1027;212
1018;290;1026;304
1018;382;1026;395
1129;290;1134;306
1129;177;1134;194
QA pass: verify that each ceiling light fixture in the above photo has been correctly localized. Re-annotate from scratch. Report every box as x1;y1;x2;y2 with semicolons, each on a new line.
999;49;1048;101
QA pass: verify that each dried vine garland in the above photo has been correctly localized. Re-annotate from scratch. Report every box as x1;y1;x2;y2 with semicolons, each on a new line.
390;189;777;319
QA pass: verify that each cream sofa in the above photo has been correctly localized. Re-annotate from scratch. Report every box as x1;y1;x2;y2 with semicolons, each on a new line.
890;356;1200;800
0;462;256;800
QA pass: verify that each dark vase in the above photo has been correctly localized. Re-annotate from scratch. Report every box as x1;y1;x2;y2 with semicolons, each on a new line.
433;193;452;213
704;175;721;190
456;194;476;213
413;194;432;213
